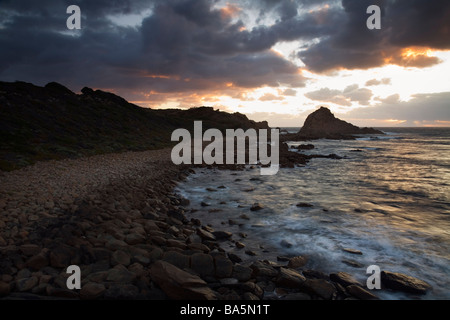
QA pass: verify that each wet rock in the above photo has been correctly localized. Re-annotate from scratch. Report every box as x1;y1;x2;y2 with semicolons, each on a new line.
125;233;146;245
49;245;74;268
302;279;336;300
245;250;257;256
276;268;306;288
235;242;245;249
19;244;41;256
296;203;313;208
149;260;217;300
214;255;233;278
16;269;32;280
111;250;131;267
188;243;210;253
106;265;136;283
240;281;264;299
196;228;216;241
251;261;278;278
212;231;233;240
227;253;242;263
381;271;432;295
343;248;363;255
16;276;39;292
250;203;264;211
342;259;363;268
162;251;190;270
232;264;253;282
330;272;362;287
296;144;315;150
287;256;308;269
26;253;49;271
280;240;293;248
302;269;329;280
80;282;106;300
167;239;187;250
243;292;259;300
190;253;215;277
346;285;379;300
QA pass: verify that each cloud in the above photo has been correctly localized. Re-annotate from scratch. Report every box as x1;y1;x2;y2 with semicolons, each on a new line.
0;0;308;101
259;92;285;101
1;0;449;109
344;91;450;125
374;93;400;104
305;84;373;106
282;88;298;96
365;78;391;86
298;0;450;73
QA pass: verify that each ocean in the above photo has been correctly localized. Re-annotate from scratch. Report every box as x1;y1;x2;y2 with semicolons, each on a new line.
175;127;450;300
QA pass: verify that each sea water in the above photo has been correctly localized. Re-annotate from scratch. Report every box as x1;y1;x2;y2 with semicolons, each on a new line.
175;128;450;300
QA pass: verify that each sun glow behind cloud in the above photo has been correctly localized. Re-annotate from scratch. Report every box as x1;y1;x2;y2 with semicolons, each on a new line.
1;0;449;127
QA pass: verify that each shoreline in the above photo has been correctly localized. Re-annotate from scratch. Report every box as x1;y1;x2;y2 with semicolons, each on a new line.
0;149;430;300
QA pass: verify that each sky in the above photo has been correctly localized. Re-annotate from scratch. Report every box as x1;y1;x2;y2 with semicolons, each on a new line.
0;0;449;127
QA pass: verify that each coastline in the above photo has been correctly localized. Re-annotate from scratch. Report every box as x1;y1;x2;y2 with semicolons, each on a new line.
0;147;433;300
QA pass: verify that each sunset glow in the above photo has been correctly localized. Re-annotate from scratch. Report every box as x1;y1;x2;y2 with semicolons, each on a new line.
0;0;448;127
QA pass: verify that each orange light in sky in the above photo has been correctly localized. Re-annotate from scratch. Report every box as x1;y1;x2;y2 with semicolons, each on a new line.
220;4;241;19
402;47;434;59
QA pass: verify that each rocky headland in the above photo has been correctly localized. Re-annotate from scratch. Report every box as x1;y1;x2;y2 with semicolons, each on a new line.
0;82;430;300
282;107;384;141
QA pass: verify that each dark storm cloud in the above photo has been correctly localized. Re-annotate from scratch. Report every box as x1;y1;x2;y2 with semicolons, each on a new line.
1;0;449;100
0;0;310;97
298;0;450;72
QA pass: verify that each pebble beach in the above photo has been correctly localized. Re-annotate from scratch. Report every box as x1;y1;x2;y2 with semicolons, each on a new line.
0;148;432;300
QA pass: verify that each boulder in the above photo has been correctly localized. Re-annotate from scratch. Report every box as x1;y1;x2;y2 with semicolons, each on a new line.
301;279;336;300
250;203;264;211
111;250;131;267
26;254;49;271
149;260;217;300
49;245;74;268
196;228;216;241
276;268;306;288
346;285;379;300
381;271;432;295
16;276;39;292
80;282;106;300
287;256;308;268
214;255;233;278
190;253;215;277
232;264;253;282
212;231;233;240
250;261;278;278
343;248;363;255
106;265;136;283
330;272;362;287
162;251;190;270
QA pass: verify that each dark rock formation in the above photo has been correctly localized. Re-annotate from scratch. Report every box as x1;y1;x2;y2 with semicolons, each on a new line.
282;107;383;141
0;81;269;171
381;271;432;295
